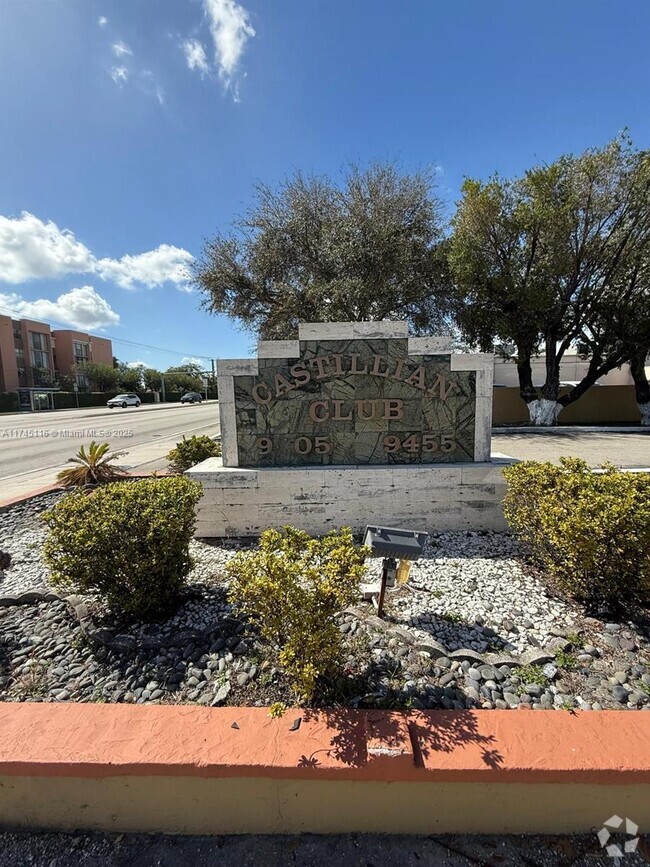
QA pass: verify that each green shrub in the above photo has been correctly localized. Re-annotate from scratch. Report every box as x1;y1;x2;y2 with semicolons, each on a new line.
227;526;368;701
56;441;126;488
0;392;19;413
167;435;221;473
42;477;203;619
503;458;650;612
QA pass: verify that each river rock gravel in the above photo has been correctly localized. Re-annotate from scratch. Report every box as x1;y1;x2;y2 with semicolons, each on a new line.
1;492;649;711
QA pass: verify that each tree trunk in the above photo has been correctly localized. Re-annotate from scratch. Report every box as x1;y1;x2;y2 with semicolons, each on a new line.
516;340;563;426
526;399;563;425
516;348;563;425
629;346;650;426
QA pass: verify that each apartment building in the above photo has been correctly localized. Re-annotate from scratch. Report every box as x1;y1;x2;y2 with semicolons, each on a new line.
51;330;113;389
0;315;113;392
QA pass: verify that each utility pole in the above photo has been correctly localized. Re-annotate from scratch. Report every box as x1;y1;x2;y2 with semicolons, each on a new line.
161;373;166;403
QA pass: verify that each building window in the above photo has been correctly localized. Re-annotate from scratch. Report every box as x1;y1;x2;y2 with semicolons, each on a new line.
73;341;90;365
31;349;50;369
29;332;49;352
75;373;90;390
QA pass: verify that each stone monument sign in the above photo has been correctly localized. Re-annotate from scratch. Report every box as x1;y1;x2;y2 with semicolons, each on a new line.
218;321;492;468
187;322;507;538
231;336;477;468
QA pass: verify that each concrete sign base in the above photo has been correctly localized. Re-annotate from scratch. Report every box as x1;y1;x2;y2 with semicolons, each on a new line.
187;454;516;538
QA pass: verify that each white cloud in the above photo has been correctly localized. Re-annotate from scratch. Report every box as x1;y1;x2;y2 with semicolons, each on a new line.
182;39;210;76
181;356;204;368
0;286;120;331
113;41;133;57
184;0;254;96
0;212;93;283
126;359;147;368
205;0;255;86
98;16;108;26
110;66;129;86
95;244;194;290
0;212;194;292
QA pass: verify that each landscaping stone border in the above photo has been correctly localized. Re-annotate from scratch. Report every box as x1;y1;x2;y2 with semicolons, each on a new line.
0;590;569;667
343;606;569;670
0;588;224;655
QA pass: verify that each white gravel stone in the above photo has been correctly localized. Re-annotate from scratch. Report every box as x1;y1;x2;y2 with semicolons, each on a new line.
367;531;580;656
0;493;245;598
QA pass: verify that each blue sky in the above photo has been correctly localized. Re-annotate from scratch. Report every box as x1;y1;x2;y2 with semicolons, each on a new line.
1;0;648;371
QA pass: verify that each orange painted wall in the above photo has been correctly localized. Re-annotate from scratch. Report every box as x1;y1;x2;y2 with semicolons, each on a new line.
19;319;54;375
0;315;19;392
51;330;113;377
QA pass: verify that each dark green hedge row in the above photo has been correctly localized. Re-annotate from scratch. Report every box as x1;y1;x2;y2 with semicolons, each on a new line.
0;390;210;412
52;392;157;409
0;392;19;412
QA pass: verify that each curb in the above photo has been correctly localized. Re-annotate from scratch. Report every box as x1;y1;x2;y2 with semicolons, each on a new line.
0;471;173;511
0;402;214;420
493;425;649;434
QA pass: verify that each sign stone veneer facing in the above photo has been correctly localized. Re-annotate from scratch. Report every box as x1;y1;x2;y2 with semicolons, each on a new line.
186;322;514;537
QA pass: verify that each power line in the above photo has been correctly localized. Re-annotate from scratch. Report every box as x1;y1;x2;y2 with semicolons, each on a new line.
0;303;214;361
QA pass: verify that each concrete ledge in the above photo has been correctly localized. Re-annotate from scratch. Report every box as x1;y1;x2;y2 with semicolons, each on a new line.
408;336;453;354
298;322;409;341
0;705;648;834
257;340;300;358
187;456;516;537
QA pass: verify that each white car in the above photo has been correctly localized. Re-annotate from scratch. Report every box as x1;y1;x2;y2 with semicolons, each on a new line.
107;393;141;408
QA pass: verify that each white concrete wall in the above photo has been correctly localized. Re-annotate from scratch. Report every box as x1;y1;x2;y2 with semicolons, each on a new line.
494;356;634;387
186;457;515;538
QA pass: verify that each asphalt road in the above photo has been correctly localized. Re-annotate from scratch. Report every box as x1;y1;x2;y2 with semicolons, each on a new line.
0;402;219;501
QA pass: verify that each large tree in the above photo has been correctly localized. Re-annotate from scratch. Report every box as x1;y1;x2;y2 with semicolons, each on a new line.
116;362;143;392
193;163;452;339
587;254;650;424
164;363;204;393
449;137;650;424
142;367;162;392
75;361;119;393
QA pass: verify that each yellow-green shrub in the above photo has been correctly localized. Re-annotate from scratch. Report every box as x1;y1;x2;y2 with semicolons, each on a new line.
503;458;650;612
42;477;203;619
167;435;221;473
227;526;368;701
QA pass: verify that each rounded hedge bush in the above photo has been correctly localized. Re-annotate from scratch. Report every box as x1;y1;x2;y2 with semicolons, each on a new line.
42;476;203;620
503;458;650;613
167;435;221;473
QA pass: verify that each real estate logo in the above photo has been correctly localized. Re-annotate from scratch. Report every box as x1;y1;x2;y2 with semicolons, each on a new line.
597;815;639;859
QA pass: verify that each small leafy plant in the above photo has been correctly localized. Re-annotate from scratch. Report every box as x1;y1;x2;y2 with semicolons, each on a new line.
516;665;550;690
167;435;222;473
268;701;287;718
56;440;127;488
228;526;368;702
43;476;203;619
554;649;578;670
440;611;463;624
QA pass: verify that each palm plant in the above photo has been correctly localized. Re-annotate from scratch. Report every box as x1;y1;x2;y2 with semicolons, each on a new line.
56;441;127;488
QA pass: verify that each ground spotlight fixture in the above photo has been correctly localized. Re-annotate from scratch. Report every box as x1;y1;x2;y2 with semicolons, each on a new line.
362;526;428;617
